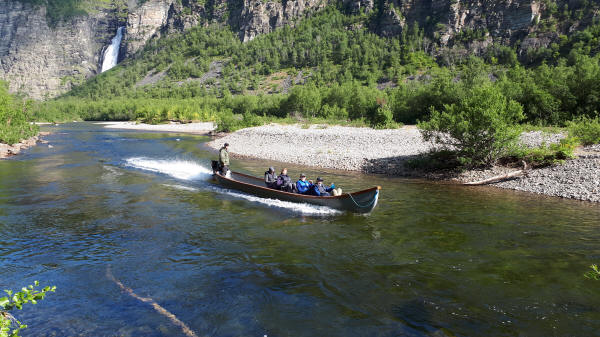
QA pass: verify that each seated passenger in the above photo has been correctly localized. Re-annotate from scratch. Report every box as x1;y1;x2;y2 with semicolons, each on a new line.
276;168;296;192
310;177;335;196
296;173;313;194
264;166;277;188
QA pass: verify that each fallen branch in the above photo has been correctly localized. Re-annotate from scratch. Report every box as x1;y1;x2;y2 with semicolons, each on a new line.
106;266;199;337
463;170;525;186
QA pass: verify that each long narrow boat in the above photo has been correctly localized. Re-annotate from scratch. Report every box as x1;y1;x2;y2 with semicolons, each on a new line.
212;170;380;214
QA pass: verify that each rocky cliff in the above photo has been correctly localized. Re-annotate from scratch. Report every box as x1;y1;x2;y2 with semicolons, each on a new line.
122;0;328;57
0;0;122;99
0;0;594;99
376;0;541;44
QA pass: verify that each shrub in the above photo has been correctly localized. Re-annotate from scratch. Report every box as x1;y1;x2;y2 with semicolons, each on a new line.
505;136;578;167
418;84;524;167
0;82;39;145
216;112;265;132
371;98;395;129
568;116;600;145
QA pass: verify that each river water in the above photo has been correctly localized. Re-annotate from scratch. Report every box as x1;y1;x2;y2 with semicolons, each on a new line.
1;123;599;336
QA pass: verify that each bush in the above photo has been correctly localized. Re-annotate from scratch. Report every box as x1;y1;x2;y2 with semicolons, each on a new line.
216;112;265;132
505;136;578;167
0;82;39;145
568;116;600;145
418;84;524;167
371;99;395;129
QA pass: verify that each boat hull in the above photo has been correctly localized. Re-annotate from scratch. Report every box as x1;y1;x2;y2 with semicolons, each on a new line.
213;171;380;214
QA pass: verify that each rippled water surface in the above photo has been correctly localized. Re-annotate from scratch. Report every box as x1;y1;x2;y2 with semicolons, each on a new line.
1;123;599;337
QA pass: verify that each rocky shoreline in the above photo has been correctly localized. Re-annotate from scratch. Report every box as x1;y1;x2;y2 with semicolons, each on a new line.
0;132;49;159
207;124;600;203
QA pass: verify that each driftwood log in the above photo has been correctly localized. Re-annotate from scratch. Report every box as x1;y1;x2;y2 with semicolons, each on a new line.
463;161;528;186
463;170;525;185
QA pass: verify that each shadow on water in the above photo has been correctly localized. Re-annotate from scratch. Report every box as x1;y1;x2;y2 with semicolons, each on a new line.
0;123;599;337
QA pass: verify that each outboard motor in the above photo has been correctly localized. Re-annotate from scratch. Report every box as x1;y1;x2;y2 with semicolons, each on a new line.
211;160;219;174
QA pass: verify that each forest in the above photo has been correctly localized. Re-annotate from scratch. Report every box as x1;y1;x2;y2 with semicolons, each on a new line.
18;6;600;166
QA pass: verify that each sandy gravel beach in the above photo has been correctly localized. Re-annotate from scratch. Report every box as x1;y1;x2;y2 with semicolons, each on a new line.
207;124;436;174
207;124;600;202
99;121;216;134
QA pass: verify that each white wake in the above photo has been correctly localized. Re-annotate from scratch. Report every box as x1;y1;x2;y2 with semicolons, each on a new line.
125;157;212;180
125;157;340;215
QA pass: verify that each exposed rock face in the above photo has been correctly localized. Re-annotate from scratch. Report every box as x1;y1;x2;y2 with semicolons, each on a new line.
342;0;374;14
237;0;328;42
0;0;590;98
0;0;120;99
124;0;174;57
377;0;541;45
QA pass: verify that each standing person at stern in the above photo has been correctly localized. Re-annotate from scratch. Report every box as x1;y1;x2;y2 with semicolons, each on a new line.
219;143;230;175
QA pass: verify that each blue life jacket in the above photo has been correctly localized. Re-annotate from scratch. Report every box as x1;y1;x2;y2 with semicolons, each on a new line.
296;180;312;194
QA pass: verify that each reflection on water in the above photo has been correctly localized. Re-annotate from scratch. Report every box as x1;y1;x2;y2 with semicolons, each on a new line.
0;122;599;337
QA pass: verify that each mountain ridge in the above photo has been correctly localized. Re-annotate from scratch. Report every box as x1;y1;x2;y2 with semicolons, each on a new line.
1;0;599;99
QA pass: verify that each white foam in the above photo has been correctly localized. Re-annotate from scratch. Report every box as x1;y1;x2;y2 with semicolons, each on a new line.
163;184;199;192
125;157;340;215
125;157;212;181
221;189;341;215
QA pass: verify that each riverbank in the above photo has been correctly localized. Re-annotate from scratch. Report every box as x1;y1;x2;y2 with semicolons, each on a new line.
98;121;216;134
0;132;49;159
206;124;599;203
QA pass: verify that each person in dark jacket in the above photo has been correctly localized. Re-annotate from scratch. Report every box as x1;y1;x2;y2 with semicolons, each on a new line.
276;168;296;192
264;167;277;188
310;177;335;196
296;173;313;194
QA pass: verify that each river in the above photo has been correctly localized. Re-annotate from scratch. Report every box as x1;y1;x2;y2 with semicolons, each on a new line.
1;123;598;336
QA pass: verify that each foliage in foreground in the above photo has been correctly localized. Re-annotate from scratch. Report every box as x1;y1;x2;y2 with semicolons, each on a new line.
0;281;56;337
0;82;39;145
418;84;524;168
585;265;600;281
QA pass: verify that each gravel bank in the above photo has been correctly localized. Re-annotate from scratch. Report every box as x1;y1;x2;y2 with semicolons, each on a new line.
518;131;566;148
208;124;599;202
207;124;436;174
99;121;216;134
492;155;600;202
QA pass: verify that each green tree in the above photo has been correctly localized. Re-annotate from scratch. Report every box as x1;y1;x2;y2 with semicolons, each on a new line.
419;84;524;167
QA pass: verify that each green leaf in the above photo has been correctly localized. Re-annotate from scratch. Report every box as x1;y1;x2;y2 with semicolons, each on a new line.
0;297;9;309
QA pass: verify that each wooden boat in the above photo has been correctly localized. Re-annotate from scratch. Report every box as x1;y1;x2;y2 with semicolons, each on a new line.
212;170;380;214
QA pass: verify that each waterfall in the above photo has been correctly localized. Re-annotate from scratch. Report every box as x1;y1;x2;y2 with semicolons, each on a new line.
101;26;125;72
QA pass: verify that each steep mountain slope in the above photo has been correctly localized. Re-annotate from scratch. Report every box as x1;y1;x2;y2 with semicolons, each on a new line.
1;0;599;99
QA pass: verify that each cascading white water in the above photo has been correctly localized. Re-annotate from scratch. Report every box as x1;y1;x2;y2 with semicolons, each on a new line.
101;26;125;72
